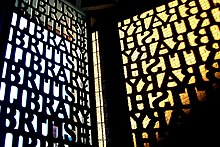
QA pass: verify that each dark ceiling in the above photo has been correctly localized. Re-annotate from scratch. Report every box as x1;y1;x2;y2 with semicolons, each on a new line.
66;0;172;20
67;0;128;8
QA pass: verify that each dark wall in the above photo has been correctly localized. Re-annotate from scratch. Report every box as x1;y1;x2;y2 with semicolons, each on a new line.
96;16;134;147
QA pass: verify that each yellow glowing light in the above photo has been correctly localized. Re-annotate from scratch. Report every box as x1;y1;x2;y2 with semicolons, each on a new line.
143;17;153;30
157;12;169;22
136;95;142;101
135;113;141;118
199;0;211;10
168;9;178;22
124;18;131;25
118;0;220;146
136;79;145;92
142;132;148;139
149;42;158;56
133;15;139;21
210;25;220;40
165;110;173;125
128;24;136;36
199;46;211;62
152;18;163;28
213;62;219;68
140;52;147;60
178;4;188;17
137;103;144;110
145;28;159;43
151;57;166;72
180;89;190;105
156;5;165;12
187;67;196;84
146;83;153;91
168;0;178;8
199;65;209;81
127;36;133;42
132;70;138;77
214;51;220;60
154;121;160;129
137;31;151;46
173;69;185;81
158;90;174;107
213;0;220;5
170;54;181;68
213;43;219;49
187;31;198;46
128;42;135;49
131;50;140;62
211;8;220;22
164;38;176;49
184;51;196;65
118;22;122;27
168;79;178;87
140;9;154;18
174;20;187;34
127;96;132;111
126;83;132;94
143;115;150;128
157;73;166;88
132;133;137;147
202;19;210;27
130;117;137;129
148;92;163;108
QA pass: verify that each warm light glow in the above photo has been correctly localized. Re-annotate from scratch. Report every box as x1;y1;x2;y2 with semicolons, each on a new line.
118;0;220;146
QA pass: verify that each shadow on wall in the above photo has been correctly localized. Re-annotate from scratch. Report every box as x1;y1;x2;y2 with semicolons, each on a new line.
156;87;220;147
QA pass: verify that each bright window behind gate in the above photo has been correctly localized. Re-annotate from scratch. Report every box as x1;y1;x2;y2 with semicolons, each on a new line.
0;0;94;146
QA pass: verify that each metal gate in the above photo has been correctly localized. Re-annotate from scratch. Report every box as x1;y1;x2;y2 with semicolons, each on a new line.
0;0;96;146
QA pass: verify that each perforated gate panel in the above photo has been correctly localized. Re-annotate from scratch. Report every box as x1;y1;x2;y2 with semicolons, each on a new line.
0;0;95;146
118;0;220;146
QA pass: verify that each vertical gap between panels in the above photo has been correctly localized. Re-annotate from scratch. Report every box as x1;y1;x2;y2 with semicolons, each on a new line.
92;31;106;147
